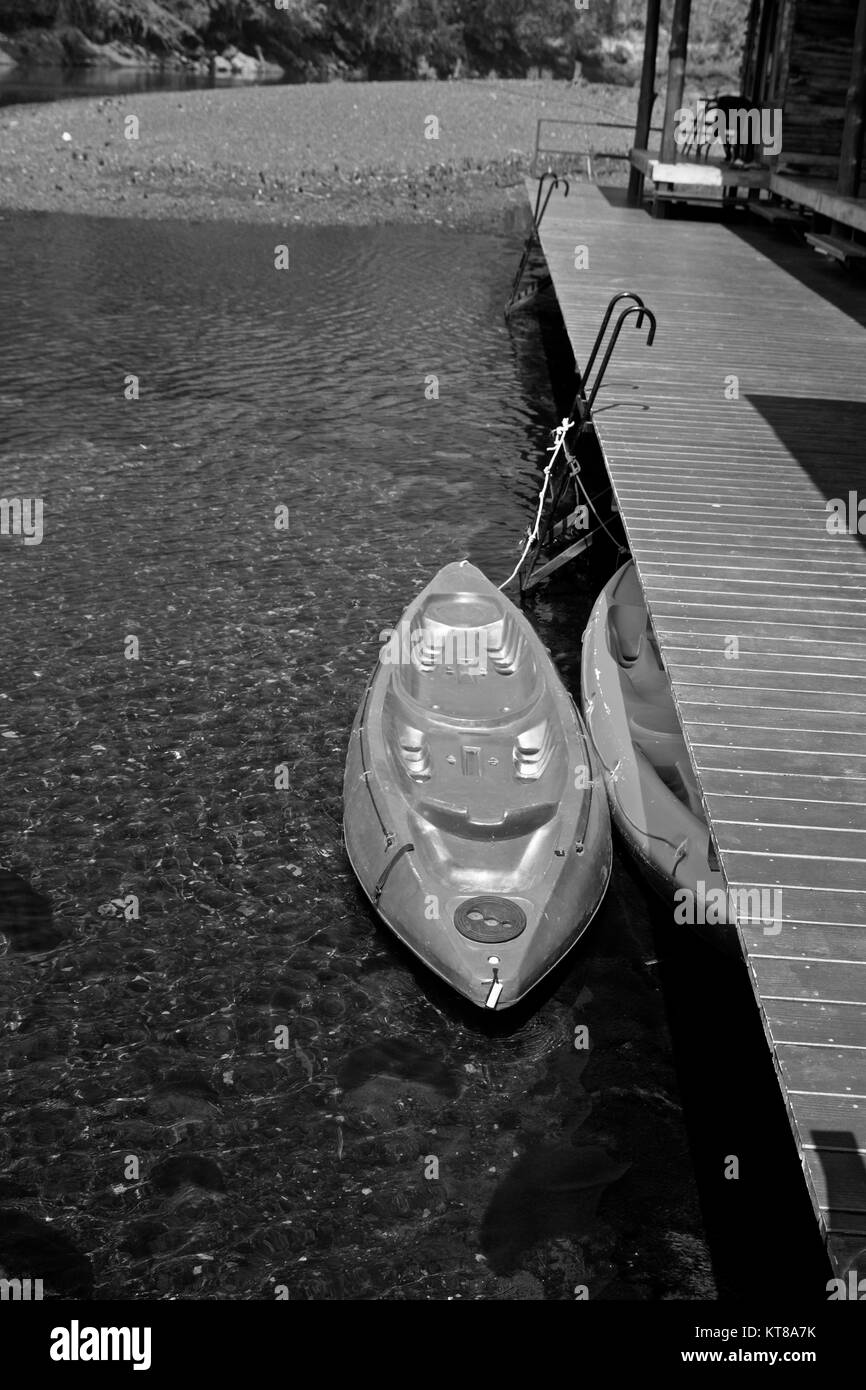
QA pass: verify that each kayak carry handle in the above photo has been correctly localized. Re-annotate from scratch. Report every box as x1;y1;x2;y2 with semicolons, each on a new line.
485;956;504;1009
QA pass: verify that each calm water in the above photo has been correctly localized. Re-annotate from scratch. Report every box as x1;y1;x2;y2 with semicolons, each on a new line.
0;66;282;108
0;211;827;1299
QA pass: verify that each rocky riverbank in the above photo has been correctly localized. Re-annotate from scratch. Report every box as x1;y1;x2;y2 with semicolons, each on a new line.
0;28;282;81
0;78;639;228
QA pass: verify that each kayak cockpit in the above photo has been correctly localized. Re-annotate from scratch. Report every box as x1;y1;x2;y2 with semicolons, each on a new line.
605;568;704;820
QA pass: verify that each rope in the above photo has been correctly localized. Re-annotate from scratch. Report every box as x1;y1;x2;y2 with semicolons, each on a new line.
498;416;573;591
566;443;627;552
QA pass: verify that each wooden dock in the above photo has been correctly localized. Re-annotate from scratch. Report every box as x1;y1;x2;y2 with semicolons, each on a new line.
530;179;866;1278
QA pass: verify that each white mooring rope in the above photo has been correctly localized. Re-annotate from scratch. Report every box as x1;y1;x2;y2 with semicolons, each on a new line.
498;416;573;591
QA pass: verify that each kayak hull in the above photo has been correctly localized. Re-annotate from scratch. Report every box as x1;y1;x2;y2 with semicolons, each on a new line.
581;560;737;953
343;560;611;1009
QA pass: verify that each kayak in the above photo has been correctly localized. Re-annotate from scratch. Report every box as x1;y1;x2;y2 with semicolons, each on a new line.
343;560;611;1009
581;560;734;951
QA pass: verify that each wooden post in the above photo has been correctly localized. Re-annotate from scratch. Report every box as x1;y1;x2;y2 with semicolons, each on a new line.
750;0;775;108
660;0;692;165
740;0;762;103
838;0;866;198
627;0;663;205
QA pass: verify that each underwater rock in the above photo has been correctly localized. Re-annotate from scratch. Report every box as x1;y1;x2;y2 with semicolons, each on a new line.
480;1145;630;1274
147;1072;222;1122
0;869;64;951
0;1210;94;1298
338;1037;461;1098
150;1154;226;1195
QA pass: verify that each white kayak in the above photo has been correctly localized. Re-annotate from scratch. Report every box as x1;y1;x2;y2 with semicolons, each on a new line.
581;560;735;951
343;560;612;1009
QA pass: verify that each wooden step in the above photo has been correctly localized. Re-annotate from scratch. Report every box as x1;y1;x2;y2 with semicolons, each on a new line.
804;231;866;262
652;190;723;205
750;201;806;223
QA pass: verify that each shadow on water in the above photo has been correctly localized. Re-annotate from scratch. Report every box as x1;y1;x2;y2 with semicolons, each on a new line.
647;887;831;1299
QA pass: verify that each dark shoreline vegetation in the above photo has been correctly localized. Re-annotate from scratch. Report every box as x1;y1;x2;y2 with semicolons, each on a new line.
0;0;744;85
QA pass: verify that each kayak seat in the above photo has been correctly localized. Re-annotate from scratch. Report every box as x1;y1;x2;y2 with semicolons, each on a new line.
513;718;555;780
387;707;562;788
608;603;646;665
628;701;683;740
395;725;432;781
654;760;704;817
419;797;558;840
619;667;706;818
392;594;542;719
629;715;688;769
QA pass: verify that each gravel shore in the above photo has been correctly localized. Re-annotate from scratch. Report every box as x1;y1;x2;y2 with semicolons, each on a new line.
0;78;638;227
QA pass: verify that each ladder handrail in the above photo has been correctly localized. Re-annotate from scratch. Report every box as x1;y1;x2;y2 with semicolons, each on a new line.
532;170;570;228
505;172;570;317
581;291;648;393
586;305;657;414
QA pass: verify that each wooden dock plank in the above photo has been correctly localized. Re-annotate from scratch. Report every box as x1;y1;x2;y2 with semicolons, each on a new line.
687;725;866;756
678;686;866;715
720;823;866;859
761;1000;866;1049
632;542;864;568
656;629;866;653
721;853;866;894
741;922;866;960
733;889;865;926
777;1045;866;1098
793;1096;866;1153
649;588;866;614
700;771;866;804
533;178;866;1274
666;665;866;696
667;656;866;679
706;795;866;833
682;705;866;735
823;1226;866;1256
806;1152;866;1213
690;745;866;777
751;958;866;1005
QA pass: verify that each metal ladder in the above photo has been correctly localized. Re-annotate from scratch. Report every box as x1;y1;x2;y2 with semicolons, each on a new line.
517;292;657;594
504;172;569;318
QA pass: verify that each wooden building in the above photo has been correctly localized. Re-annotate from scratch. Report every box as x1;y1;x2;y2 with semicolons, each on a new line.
742;0;863;174
629;0;866;246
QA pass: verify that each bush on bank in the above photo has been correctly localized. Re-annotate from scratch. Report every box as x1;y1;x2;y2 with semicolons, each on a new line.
0;0;745;83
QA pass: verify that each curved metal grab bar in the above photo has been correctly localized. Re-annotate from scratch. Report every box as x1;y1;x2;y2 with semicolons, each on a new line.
581;291;647;391
533;170;570;227
585;305;657;415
